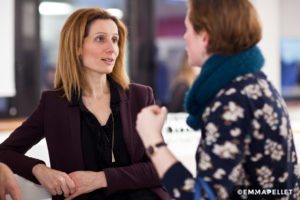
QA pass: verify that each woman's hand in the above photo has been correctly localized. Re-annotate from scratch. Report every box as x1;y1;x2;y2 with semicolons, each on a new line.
0;163;22;200
136;105;177;178
136;105;168;147
64;171;107;200
32;164;76;197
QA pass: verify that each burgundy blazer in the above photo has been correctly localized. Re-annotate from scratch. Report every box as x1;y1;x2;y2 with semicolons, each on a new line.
0;83;170;200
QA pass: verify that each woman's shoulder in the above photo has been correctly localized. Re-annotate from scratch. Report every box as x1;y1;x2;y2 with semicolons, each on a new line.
120;83;154;105
215;71;268;98
40;89;68;105
129;82;152;90
41;89;65;99
209;71;281;115
127;83;153;95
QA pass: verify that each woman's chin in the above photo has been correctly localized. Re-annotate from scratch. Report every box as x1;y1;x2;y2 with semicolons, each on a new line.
84;66;114;75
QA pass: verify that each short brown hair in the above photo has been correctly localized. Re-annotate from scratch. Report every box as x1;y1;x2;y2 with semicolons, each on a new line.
55;8;129;102
188;0;262;55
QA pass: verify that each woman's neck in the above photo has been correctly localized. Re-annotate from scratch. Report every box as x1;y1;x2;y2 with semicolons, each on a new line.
82;70;110;98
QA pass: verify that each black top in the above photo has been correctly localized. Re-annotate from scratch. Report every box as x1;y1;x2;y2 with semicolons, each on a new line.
72;78;161;200
77;78;131;199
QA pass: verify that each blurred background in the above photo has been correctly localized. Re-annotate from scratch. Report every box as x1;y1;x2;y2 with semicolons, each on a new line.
0;0;300;150
0;0;299;117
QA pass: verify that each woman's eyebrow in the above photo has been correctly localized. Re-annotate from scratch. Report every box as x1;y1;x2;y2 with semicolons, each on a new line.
94;32;119;36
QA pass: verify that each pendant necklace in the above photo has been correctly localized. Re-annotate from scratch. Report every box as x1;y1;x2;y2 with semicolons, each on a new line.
111;112;115;163
83;95;115;162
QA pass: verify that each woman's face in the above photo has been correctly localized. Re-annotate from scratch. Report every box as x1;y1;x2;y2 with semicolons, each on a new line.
81;19;119;74
184;13;209;67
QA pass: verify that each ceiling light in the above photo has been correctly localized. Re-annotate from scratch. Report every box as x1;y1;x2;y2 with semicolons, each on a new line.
106;8;123;19
39;2;73;16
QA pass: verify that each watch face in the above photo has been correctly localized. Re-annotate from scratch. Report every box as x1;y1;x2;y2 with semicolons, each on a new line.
147;146;155;156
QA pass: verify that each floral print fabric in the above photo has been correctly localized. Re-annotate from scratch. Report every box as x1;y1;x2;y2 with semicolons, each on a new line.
162;71;300;200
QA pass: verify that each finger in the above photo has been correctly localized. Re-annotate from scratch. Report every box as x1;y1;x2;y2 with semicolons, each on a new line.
8;186;23;200
64;176;76;196
49;187;57;196
56;187;63;196
64;192;79;200
148;105;161;114
0;190;5;200
59;178;69;197
160;106;168;120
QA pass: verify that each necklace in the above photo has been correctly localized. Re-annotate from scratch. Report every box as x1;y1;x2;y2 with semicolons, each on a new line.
103;112;116;163
111;112;115;163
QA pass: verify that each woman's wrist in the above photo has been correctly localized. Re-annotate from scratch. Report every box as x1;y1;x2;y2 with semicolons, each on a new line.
32;163;46;176
145;141;167;157
142;132;164;148
148;146;178;178
96;171;107;189
0;162;5;170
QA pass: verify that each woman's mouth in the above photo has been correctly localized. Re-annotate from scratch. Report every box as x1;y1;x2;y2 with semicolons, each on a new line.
101;58;114;64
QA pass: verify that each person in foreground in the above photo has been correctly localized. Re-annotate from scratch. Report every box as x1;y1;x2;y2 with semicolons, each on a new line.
0;8;169;200
136;0;300;199
0;163;22;200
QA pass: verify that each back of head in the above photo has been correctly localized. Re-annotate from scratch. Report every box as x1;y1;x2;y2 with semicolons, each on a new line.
55;8;129;101
188;0;262;55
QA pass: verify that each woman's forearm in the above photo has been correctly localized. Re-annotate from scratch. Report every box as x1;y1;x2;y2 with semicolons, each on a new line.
147;146;178;178
95;171;107;188
103;160;163;195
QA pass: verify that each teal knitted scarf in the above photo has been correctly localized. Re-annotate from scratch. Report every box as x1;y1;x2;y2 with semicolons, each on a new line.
184;45;265;130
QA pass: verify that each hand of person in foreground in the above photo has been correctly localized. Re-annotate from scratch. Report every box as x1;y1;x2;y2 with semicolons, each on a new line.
32;164;76;198
0;162;22;200
136;105;168;147
64;171;107;200
136;105;177;178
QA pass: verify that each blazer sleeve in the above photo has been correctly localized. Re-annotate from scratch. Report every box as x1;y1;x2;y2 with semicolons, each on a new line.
104;160;161;195
104;86;162;195
162;162;194;199
0;92;46;183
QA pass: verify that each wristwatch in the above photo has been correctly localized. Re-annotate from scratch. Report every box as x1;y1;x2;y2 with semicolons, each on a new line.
146;141;167;157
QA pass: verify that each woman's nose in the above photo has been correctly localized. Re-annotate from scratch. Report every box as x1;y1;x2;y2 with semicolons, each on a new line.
106;41;118;53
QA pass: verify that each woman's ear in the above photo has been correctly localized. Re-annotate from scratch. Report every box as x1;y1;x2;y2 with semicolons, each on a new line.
201;30;210;49
77;48;82;58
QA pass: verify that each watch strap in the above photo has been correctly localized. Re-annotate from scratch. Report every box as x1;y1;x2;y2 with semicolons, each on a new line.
146;141;167;157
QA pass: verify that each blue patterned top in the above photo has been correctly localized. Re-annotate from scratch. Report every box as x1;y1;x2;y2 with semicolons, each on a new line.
163;71;300;200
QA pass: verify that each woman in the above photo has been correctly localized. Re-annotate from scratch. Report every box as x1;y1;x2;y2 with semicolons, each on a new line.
0;8;169;200
136;0;300;199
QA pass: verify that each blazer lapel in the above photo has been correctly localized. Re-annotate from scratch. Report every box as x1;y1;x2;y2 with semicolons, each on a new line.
67;105;85;171
117;87;135;162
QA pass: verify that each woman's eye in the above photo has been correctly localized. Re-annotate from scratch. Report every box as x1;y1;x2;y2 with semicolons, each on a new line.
96;36;105;42
112;38;119;43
